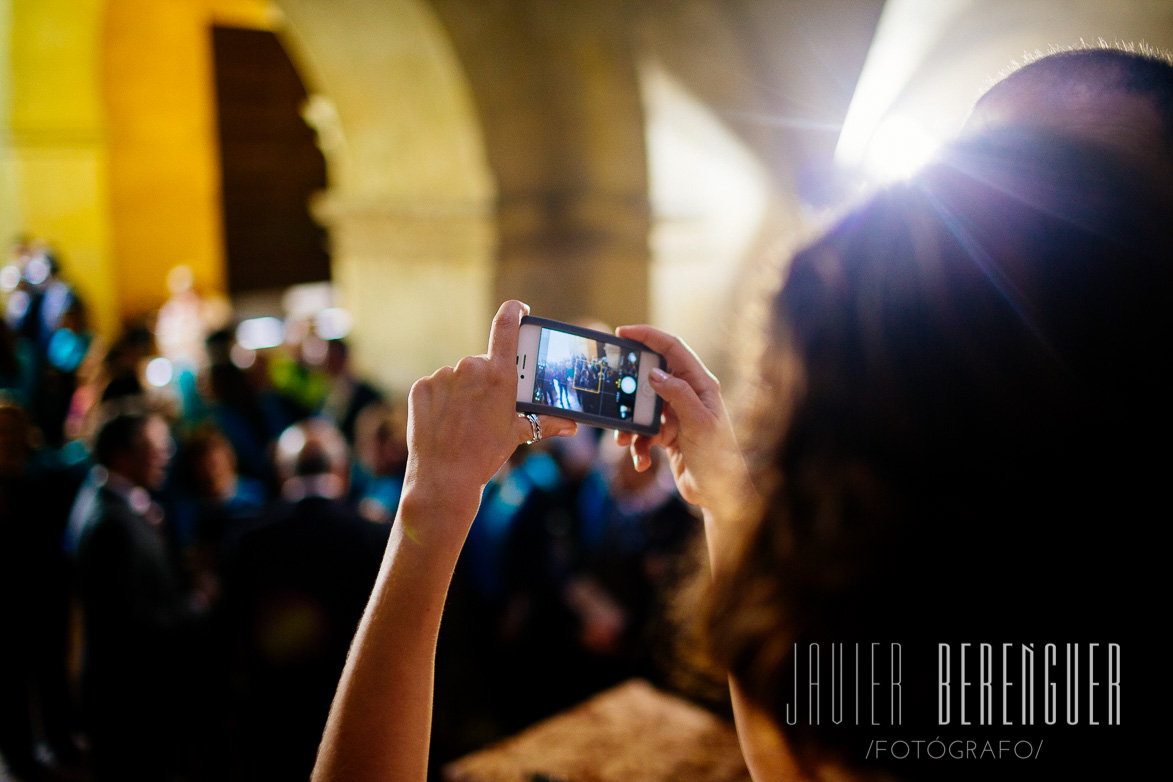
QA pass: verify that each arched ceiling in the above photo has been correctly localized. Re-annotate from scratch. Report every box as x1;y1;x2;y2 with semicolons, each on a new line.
274;0;493;205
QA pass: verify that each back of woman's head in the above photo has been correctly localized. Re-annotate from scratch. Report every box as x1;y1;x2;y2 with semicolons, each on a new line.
710;129;1170;780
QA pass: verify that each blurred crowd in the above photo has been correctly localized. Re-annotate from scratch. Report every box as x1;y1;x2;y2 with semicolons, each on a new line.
0;237;701;782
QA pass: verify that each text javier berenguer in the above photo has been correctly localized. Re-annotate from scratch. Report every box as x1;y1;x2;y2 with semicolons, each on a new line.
779;642;1122;728
938;643;1121;726
782;643;903;726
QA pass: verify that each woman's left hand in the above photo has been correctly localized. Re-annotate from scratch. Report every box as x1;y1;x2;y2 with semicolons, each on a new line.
400;300;577;547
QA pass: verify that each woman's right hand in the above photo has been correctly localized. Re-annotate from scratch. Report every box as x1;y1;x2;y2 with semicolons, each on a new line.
401;300;576;552
613;326;753;518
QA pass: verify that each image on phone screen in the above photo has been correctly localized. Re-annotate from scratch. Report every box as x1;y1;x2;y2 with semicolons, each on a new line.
531;329;641;421
516;316;662;435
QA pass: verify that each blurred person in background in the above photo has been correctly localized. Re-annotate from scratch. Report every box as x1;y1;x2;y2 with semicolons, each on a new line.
564;440;699;682
98;328;152;403
35;297;92;449
320;339;384;445
0;319;35;407
0;242;93;448
492;437;696;728
433;442;564;744
169;424;266;782
0;400;79;780
201;327;301;489
173;423;267;576
268;322;330;415
352;401;409;524
71;407;208;782
228;418;389;782
5;247;78;354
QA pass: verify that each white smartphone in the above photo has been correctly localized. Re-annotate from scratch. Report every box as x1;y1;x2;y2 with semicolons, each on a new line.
516;316;664;436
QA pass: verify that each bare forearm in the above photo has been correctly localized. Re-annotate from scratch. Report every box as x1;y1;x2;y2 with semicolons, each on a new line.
312;300;577;781
313;493;476;782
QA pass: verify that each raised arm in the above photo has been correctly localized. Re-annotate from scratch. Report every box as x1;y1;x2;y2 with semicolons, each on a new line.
612;324;755;575
312;301;576;782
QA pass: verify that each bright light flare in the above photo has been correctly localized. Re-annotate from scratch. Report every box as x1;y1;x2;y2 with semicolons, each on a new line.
25;256;50;285
145;357;174;388
863;115;941;182
236;317;285;351
0;265;20;292
6;291;30;320
314;307;352;341
277;425;306;458
230;344;257;370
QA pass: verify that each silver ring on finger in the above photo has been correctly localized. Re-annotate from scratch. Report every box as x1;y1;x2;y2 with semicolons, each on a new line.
521;412;542;445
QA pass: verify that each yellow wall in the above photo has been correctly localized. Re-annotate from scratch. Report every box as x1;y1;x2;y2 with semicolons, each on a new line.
2;0;867;375
103;0;228;321
1;0;275;335
2;0;119;337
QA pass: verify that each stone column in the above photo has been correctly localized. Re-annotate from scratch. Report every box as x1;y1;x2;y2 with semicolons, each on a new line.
314;194;496;391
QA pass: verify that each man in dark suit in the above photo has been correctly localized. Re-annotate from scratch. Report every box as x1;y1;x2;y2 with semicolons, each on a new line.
230;418;390;782
72;410;200;782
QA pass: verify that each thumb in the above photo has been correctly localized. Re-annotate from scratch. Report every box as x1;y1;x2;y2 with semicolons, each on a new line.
648;368;712;429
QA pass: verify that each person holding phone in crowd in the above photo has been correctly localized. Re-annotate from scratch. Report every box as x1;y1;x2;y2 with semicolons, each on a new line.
311;47;1169;782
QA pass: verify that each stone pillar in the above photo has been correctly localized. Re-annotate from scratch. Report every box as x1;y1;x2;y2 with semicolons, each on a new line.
431;0;652;329
315;195;496;391
276;0;497;390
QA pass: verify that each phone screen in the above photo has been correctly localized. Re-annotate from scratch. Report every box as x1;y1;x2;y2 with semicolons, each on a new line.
531;327;643;423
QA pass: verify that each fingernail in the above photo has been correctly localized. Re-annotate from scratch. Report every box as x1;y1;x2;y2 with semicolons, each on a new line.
650;368;668;382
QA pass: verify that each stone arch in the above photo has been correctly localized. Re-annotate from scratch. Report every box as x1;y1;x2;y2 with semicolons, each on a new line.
273;0;497;389
6;0;881;381
429;0;652;330
274;0;662;385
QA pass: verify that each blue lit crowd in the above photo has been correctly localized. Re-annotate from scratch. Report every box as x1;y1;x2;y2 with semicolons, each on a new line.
0;239;701;782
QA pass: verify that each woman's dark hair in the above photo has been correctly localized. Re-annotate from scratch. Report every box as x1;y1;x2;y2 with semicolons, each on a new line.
981;47;1173;150
707;130;1170;779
